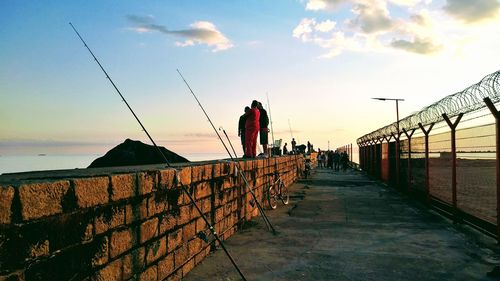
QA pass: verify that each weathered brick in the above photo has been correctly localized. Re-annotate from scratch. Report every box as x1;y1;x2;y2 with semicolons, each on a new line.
110;228;135;258
140;217;158;244
166;269;182;281
195;217;206;233
178;205;191;225
92;236;109;267
188;238;202;258
28;239;49;259
148;193;167;216
73;177;109;208
0;185;14;224
92;258;122;281
174;244;187;268
212;163;221;178
19;180;70;221
110;174;136;201
176;167;191;186
215;207;224;223
146;236;167;264
139;265;157;281
159;169;175;189
191;165;204;183
182;259;195;277
125;198;148;224
203;164;213;180
221;162;233;176
95;206;125;234
194;182;210;200
194;248;207;265
159;214;177;235
137;171;156;195
167;229;182;252
123;247;145;279
182;221;196;242
158;254;174;280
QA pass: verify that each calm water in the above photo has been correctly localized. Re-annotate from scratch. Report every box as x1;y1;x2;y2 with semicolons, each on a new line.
0;153;229;174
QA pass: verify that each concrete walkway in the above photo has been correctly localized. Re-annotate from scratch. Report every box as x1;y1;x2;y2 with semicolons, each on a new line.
184;168;499;281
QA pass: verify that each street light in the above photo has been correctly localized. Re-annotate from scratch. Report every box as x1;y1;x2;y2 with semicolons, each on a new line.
371;98;405;133
372;97;405;188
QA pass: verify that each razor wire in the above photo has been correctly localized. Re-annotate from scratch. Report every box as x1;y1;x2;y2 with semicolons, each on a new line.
357;70;500;144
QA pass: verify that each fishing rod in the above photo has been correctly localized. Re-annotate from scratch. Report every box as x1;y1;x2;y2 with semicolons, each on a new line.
69;22;170;167
69;23;247;281
266;93;275;156
176;69;277;235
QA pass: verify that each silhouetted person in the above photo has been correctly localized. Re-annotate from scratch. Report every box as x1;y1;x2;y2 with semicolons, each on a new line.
238;106;250;153
244;100;260;158
258;102;270;157
307;141;311;154
333;150;340;171
291;138;296;153
327;150;334;169
283;143;288;155
341;151;349;171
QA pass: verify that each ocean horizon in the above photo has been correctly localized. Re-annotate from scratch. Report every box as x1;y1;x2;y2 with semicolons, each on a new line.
0;153;231;175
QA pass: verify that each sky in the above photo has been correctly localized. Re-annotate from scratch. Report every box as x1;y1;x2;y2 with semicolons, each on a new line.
1;0;500;159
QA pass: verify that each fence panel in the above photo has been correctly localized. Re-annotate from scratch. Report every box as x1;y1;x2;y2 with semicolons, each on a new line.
456;123;497;224
428;130;453;204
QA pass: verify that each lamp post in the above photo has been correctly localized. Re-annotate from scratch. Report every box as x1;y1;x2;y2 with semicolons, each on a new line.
372;98;405;187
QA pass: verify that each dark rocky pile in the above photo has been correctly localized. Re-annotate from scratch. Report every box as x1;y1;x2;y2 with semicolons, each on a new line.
88;139;189;168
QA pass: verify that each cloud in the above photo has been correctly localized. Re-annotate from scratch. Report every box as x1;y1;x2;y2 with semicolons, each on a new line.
390;37;441;54
305;0;346;11
348;0;394;33
315;20;337;32
443;0;500;23
293;0;451;57
127;15;233;52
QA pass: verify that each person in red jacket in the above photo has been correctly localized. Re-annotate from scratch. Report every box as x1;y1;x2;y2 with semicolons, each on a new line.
244;100;260;158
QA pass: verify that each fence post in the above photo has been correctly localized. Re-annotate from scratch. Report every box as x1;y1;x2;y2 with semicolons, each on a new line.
442;113;464;222
371;140;376;176
403;128;416;193
418;122;435;205
391;131;402;190
484;97;500;242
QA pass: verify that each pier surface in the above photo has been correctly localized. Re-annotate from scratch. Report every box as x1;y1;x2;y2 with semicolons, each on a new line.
185;168;498;281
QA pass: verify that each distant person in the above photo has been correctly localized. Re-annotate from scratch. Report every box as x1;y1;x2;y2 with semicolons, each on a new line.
258;102;270;157
291;138;296;153
341;151;349;171
327;150;334;169
333;150;340;171
244;100;260;158
238;106;250;153
283;143;288;155
317;152;323;168
307;141;311;154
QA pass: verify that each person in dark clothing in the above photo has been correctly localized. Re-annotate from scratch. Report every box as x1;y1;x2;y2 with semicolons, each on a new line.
238;106;250;153
307;141;311;154
333;150;340;171
327;150;334;169
283;143;288;155
258;102;270;157
291;138;296;153
244;100;260;158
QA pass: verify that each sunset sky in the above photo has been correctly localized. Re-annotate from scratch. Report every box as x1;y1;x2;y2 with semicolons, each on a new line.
1;0;500;159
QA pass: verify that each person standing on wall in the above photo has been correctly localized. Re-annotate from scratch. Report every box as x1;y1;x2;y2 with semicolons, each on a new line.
283;143;288;155
291;138;296;153
244;100;260;158
238;106;250;154
258;102;270;157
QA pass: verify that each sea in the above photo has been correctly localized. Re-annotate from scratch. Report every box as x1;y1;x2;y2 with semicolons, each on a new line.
0;153;229;175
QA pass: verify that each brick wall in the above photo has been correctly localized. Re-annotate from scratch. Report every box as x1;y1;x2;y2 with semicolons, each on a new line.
0;155;303;281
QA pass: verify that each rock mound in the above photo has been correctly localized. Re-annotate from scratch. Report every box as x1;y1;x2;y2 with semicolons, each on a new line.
88;139;189;168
